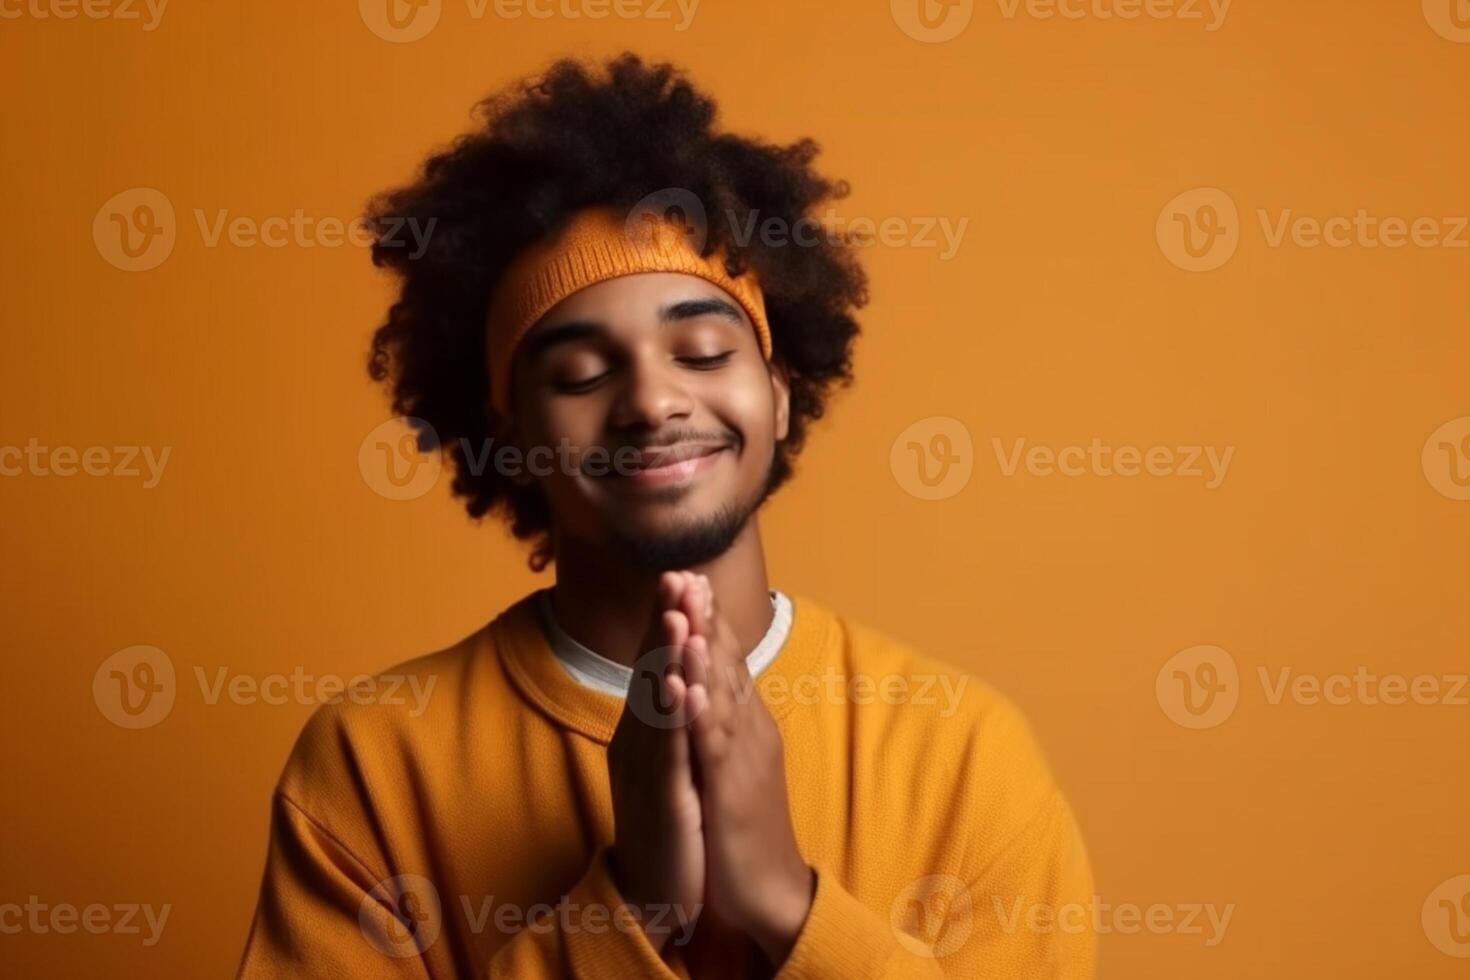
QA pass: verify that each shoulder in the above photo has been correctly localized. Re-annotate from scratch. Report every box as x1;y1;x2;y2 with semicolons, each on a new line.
274;610;512;813
796;595;1066;851
795;592;1049;748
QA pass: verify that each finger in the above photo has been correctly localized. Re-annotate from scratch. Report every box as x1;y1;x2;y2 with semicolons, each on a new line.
660;570;686;611
666;697;693;775
662;608;690;651
629;610;688;723
664;605;690;705
702;576;733;658
683;626;710;692
686;635;725;735
685;682;709;735
646;609;687;686
640;574;688;663
664;644;689;727
702;576;725;645
663;678;698;798
685;656;725;769
679;573;709;639
695;577;742;697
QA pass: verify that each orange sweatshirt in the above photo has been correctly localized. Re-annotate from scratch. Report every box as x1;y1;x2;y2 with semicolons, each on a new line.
237;591;1095;978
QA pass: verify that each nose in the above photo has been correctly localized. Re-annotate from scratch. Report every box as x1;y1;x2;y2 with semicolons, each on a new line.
608;347;694;431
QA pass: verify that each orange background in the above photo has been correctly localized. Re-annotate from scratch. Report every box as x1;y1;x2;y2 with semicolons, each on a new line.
2;1;1468;976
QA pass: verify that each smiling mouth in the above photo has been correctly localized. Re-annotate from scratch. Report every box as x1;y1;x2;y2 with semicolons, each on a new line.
603;443;729;489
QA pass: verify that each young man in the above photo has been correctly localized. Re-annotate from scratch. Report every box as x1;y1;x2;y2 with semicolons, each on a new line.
239;54;1094;979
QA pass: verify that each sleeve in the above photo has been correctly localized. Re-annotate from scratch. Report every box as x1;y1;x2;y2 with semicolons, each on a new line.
237;793;684;980
236;790;430;980
774;663;1096;980
775;791;1095;980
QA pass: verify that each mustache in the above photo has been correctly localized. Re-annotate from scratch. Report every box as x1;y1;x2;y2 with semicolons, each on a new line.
577;428;739;478
607;428;735;453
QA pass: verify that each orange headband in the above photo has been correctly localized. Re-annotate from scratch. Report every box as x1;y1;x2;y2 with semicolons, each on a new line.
485;205;771;416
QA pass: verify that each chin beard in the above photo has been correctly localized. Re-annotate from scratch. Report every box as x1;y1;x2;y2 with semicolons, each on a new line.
610;452;777;573
613;499;752;572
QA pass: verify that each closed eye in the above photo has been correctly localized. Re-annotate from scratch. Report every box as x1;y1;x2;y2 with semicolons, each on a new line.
679;351;735;368
552;350;734;394
552;370;610;394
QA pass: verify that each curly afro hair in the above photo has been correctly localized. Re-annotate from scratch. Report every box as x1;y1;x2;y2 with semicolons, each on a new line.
365;52;867;570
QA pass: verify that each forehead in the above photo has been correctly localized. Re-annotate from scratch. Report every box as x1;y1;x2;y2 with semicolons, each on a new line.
527;271;749;334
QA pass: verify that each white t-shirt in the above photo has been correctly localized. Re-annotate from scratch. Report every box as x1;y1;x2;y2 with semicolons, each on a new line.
534;587;793;698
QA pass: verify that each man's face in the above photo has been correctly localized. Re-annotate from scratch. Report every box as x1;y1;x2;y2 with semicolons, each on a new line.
506;272;789;571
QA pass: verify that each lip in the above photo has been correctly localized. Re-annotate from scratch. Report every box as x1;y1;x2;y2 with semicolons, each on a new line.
608;443;728;489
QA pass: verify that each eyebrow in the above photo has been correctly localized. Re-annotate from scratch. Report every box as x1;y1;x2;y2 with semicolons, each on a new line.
520;296;747;363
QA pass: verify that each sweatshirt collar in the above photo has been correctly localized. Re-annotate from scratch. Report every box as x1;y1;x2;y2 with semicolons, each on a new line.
536;587;792;697
493;588;835;744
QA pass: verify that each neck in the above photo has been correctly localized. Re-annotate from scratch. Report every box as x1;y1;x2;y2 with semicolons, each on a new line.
547;517;774;669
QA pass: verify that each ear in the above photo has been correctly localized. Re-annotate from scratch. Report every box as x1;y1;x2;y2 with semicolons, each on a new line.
769;360;791;443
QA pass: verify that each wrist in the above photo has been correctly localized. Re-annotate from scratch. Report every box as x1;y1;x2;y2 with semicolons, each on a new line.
605;848;673;954
747;863;815;966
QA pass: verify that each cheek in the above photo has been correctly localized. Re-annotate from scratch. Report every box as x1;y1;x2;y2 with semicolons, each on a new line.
534;400;604;454
513;411;588;498
712;363;777;448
